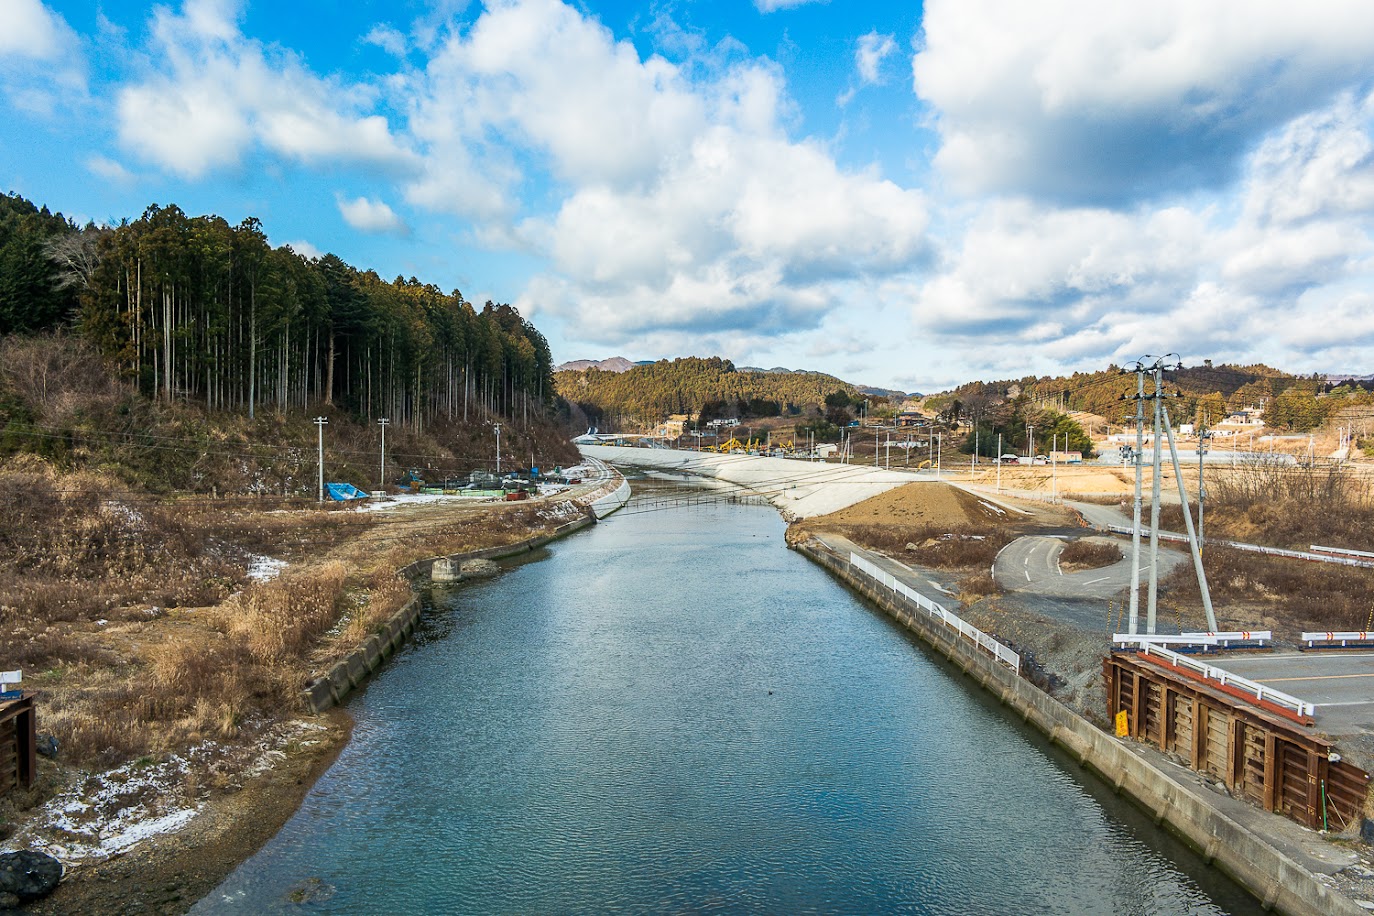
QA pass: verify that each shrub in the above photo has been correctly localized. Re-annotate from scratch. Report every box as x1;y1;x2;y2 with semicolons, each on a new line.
1059;539;1121;570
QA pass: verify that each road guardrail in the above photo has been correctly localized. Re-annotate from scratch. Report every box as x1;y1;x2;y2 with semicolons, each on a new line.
850;552;1020;674
1301;631;1374;649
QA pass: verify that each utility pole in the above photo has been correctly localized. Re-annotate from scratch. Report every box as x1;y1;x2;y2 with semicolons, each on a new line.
1147;361;1165;634
1027;424;1035;461
494;423;502;474
1197;419;1207;551
1127;361;1146;636
996;433;1003;493
937;432;942;480
378;417;389;493
314;416;328;503
1051;433;1058;503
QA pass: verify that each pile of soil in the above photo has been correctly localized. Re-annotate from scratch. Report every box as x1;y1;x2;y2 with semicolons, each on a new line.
793;482;1010;533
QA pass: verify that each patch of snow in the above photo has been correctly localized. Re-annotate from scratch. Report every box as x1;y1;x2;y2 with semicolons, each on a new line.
358;492;499;512
978;501;1007;515
1;719;329;864
101;501;144;526
247;555;288;581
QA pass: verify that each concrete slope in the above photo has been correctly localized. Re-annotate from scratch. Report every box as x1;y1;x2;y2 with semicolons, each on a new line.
578;445;931;518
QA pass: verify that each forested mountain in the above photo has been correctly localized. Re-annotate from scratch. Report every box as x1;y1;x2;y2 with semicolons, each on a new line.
0;193;554;433
556;356;856;429
929;362;1374;433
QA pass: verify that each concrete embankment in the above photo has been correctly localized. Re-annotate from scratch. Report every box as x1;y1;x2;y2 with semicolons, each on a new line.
578;444;925;518
798;537;1361;916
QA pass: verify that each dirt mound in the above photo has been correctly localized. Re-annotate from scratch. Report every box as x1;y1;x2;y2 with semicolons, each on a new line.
965;466;1138;496
799;482;1010;530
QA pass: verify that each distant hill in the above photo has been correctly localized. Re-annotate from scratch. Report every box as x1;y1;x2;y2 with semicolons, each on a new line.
924;361;1374;433
858;385;912;400
740;365;811;375
556;356;637;373
555;356;857;428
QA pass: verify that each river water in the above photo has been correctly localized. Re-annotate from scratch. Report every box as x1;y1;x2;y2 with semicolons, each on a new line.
197;480;1259;914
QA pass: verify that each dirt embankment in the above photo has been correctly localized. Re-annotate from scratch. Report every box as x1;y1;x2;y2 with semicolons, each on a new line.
1;470;596;915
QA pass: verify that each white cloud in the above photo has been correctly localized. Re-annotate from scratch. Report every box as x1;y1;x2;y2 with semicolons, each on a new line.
855;31;895;86
86;155;134;184
0;0;74;59
337;195;408;235
909;89;1374;377
1240;91;1374;227
914;0;1374;203
392;0;929;352
363;24;407;57
116;1;414;178
0;0;85;113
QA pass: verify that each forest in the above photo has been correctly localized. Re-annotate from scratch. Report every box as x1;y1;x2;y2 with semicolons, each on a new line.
0;192;555;433
556;356;857;429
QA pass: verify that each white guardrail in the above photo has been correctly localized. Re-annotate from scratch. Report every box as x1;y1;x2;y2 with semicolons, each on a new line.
1310;545;1374;560
1098;525;1374;569
1113;632;1272;650
1181;631;1271;648
1128;643;1316;719
1301;631;1374;648
850;553;1021;675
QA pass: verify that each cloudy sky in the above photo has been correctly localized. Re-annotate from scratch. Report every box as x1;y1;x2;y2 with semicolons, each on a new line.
4;0;1374;391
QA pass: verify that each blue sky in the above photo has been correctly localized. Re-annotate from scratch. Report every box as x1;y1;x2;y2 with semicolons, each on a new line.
3;0;1374;391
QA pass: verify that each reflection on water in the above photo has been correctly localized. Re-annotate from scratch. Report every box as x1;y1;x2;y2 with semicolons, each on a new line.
197;482;1260;915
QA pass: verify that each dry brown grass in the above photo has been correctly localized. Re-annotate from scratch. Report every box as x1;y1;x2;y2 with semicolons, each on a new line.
220;563;348;665
1163;462;1374;551
1164;545;1374;633
959;572;1003;601
1059;539;1121;571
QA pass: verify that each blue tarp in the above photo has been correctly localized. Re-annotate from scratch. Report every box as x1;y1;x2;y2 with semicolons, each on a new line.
327;482;370;501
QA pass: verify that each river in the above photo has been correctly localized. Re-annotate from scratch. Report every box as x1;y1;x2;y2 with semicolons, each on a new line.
196;478;1260;914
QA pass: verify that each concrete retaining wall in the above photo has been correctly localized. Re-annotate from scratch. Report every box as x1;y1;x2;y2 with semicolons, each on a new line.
301;514;597;714
797;540;1361;916
590;478;631;518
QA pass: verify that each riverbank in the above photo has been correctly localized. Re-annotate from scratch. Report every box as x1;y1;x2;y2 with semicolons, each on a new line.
2;469;625;915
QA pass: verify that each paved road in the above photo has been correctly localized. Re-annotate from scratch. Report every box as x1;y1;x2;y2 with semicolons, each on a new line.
1214;652;1374;732
993;534;1187;602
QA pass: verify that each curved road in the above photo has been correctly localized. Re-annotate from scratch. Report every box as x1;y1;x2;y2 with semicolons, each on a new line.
993;535;1186;602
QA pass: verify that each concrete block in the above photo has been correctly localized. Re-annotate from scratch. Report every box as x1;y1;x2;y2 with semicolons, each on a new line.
328;664;352;704
303;678;334;714
363;636;383;670
432;557;460;583
345;652;369;688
